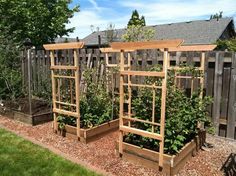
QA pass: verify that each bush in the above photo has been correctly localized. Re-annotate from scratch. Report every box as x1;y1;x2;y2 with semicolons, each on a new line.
124;65;212;154
57;68;119;129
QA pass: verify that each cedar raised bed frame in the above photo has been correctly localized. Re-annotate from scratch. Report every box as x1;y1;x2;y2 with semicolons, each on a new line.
0;107;52;126
116;130;206;176
56;119;119;143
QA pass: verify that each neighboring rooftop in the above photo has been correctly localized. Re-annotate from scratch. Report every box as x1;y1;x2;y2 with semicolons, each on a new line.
55;37;78;43
82;17;235;47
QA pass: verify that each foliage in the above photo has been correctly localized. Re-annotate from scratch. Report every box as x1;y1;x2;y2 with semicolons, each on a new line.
0;30;22;100
124;65;213;154
80;68;119;128
123;10;154;42
0;128;101;176
210;11;223;20
127;10;146;27
57;68;119;129
0;0;79;47
122;25;155;42
105;23;118;44
216;38;236;51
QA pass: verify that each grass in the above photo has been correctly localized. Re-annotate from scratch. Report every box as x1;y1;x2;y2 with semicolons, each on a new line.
0;128;102;176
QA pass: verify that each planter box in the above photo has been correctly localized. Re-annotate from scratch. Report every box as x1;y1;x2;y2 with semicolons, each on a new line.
57;119;119;143
0;107;52;126
116;130;206;176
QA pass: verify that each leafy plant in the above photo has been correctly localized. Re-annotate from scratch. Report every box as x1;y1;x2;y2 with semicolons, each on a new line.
124;65;213;154
57;68;119;129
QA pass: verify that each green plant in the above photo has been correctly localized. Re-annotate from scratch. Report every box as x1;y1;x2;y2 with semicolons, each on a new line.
57;68;119;129
0;0;79;47
124;65;213;154
0;31;23;101
57;115;66;130
80;68;119;128
122;25;155;42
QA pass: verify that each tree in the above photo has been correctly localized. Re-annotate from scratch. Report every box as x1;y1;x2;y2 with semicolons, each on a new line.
216;38;236;51
0;29;22;100
105;23;118;43
210;11;223;20
0;0;79;47
128;10;146;27
123;10;154;42
122;25;155;42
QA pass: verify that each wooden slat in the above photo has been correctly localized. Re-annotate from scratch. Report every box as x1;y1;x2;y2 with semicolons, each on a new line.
50;65;78;70
100;48;134;53
111;39;184;50
162;45;217;52
121;70;165;77
212;52;224;136
123;83;162;89
122;116;160;126
227;52;236;139
55;101;77;107
53;75;76;79
53;108;78;118
120;126;162;140
175;76;201;79
43;42;84;50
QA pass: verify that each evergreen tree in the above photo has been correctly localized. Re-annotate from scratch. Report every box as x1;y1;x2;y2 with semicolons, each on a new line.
127;10;146;27
210;11;223;20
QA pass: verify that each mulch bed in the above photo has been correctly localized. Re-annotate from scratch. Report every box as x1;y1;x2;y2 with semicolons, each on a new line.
0;115;235;176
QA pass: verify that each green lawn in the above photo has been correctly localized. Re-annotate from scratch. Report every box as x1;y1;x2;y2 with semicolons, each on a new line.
0;128;102;176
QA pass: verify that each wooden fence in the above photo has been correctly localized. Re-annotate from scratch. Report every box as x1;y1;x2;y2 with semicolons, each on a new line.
21;49;236;139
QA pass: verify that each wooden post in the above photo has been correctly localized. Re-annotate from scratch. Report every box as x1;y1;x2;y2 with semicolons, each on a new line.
159;48;168;169
226;52;236;139
212;52;224;136
128;52;131;127
27;48;32;115
200;52;206;99
74;49;80;139
50;51;58;132
119;50;125;156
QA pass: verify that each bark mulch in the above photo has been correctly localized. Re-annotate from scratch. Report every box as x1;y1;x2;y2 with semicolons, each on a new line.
0;115;235;176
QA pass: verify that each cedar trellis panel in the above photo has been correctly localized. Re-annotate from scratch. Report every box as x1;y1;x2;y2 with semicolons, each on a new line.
21;49;236;139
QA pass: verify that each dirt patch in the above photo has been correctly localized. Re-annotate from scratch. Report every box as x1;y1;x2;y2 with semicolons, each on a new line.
0;115;235;176
2;98;51;115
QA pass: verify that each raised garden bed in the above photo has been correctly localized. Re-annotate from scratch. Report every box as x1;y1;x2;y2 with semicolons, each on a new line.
56;119;119;143
0;98;52;125
116;130;206;176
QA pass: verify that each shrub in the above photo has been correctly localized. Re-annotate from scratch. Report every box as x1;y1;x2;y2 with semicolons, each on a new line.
124;65;212;154
57;68;119;129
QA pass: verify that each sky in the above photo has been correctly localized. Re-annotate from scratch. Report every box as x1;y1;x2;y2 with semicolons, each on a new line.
66;0;236;39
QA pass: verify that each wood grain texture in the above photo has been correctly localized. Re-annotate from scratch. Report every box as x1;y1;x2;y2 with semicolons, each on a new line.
43;42;84;50
162;45;217;52
111;39;183;50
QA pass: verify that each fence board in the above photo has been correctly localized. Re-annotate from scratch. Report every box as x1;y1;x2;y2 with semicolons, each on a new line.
226;52;236;139
21;49;236;139
212;52;224;136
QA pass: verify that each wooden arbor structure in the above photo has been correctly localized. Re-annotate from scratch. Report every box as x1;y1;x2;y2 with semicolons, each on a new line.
43;42;84;139
110;40;216;169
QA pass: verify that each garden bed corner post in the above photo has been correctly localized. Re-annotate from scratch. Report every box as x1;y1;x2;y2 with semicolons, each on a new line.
159;48;169;170
119;49;125;156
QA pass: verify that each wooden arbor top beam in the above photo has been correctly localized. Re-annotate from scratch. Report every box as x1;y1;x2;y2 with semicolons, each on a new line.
43;42;84;50
161;44;217;52
100;48;135;53
110;39;184;50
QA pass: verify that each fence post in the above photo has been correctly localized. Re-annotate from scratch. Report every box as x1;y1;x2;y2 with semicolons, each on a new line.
212;52;224;136
227;52;236;139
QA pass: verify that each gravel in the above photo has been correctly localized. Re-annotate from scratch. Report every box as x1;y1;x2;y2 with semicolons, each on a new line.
0;115;235;176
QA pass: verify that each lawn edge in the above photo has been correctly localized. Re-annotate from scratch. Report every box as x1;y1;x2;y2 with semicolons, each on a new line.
0;123;113;176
